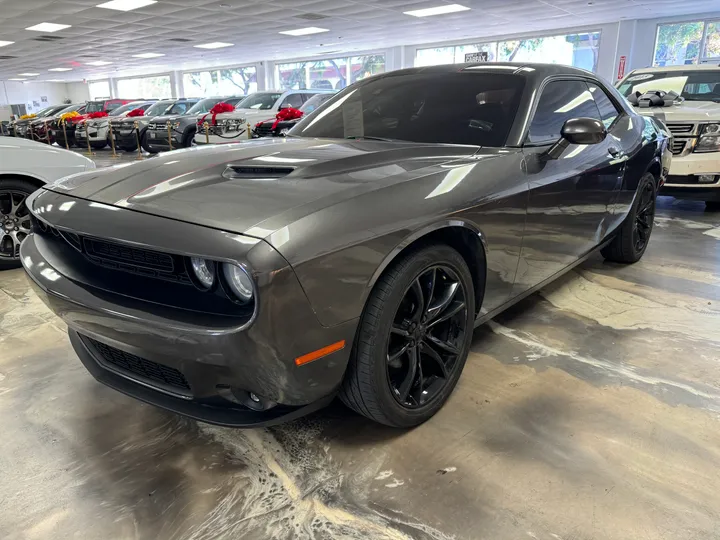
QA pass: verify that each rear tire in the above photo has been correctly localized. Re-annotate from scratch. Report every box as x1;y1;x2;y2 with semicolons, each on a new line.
602;172;656;264
181;128;196;148
705;201;720;212
140;131;151;153
0;178;38;270
340;244;475;427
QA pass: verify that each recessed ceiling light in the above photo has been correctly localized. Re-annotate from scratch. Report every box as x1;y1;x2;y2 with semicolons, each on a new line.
193;42;234;49
404;4;470;17
132;52;165;58
18;72;39;76
48;67;72;71
96;0;157;10
86;60;112;66
279;27;329;36
46;79;65;82
8;78;27;81
25;22;72;32
0;41;14;47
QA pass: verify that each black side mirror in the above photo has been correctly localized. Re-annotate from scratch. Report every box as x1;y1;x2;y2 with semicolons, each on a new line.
544;117;607;160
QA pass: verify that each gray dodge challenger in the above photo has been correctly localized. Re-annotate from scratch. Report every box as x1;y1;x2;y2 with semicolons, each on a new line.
21;64;671;427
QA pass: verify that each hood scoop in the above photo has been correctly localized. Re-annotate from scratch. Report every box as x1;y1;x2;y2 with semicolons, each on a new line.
223;165;295;179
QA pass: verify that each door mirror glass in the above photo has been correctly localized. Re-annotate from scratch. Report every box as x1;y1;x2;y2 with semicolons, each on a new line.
561;117;607;145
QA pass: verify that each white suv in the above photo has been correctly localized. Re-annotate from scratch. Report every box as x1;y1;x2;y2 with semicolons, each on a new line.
194;89;332;145
617;65;720;210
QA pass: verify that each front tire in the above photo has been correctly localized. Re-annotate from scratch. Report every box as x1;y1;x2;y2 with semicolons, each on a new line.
0;178;37;270
340;244;475;427
602;172;656;264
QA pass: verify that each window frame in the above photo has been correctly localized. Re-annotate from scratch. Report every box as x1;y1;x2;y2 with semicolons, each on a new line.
653;19;720;67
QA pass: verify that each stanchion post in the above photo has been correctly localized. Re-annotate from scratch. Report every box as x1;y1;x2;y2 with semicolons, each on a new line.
166;121;173;151
62;121;70;151
12;124;17;138
247;122;251;140
44;120;50;145
85;123;95;156
204;121;209;145
134;121;143;160
107;121;119;158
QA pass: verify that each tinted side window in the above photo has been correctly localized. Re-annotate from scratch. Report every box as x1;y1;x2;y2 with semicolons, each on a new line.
588;84;620;127
528;80;601;144
106;101;122;112
281;93;304;109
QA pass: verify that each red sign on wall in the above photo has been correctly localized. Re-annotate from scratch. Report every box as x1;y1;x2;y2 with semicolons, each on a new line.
617;56;627;80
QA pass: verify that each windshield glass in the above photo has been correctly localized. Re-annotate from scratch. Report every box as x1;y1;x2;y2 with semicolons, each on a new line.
292;72;526;146
618;70;720;102
300;93;335;114
34;106;58;117
86;101;106;113
144;101;174;116
111;102;146;116
55;104;80;115
187;98;224;115
236;93;282;110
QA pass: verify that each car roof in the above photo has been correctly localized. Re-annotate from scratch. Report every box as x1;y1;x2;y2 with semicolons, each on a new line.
630;64;720;73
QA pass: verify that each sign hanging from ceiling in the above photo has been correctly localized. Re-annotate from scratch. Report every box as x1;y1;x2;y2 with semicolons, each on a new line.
465;52;489;62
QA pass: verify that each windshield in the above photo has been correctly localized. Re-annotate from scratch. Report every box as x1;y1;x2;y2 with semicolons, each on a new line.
56;104;80;115
86;101;106;113
187;98;224;115
34;106;58;117
618;70;720;102
144;101;174;116
236;93;282;110
111;102;147;116
300;93;335;114
292;72;526;147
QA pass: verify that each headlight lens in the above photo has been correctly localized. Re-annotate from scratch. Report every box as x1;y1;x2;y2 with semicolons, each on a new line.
695;123;720;153
279;128;290;136
190;257;215;289
222;263;254;302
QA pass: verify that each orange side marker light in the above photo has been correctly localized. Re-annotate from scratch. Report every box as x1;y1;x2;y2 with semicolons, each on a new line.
295;340;346;366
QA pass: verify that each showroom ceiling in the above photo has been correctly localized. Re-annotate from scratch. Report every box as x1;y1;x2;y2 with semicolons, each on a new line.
0;0;718;82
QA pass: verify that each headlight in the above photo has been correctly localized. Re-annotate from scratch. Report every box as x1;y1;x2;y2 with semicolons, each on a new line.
222;263;254;303
173;121;181;129
279;128;290;136
695;123;720;153
190;257;215;289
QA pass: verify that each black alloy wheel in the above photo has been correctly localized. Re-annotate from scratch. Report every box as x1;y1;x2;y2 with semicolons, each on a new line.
0;180;35;269
633;180;655;252
387;265;468;408
340;244;476;427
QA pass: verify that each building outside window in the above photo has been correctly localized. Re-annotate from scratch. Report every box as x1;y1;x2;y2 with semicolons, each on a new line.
415;31;601;72
276;54;385;90
88;80;110;100
183;67;257;97
653;20;720;66
117;75;171;99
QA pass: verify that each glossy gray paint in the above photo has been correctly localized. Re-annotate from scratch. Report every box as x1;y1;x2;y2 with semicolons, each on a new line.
21;63;670;425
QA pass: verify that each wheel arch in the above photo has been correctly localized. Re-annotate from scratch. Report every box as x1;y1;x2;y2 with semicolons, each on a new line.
0;173;46;190
367;220;487;316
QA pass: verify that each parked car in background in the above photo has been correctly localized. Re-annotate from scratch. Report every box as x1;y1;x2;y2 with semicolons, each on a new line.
10;105;67;139
111;99;198;152
29;103;86;145
617;65;720;210
253;92;336;138
0;137;95;268
145;97;243;153
76;100;156;150
22;64;669;428
54;98;136;148
194;90;332;145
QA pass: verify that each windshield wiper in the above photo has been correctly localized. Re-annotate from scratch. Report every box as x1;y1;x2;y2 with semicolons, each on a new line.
345;135;398;142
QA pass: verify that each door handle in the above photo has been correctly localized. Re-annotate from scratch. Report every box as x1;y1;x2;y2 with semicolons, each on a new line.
608;146;620;157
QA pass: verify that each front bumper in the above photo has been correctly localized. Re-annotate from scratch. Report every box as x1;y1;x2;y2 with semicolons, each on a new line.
194;129;251;145
145;126;183;151
661;152;720;200
21;191;357;427
111;124;141;146
76;124;109;143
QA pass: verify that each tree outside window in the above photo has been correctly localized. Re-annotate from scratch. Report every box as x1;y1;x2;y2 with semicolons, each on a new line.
653;22;704;66
705;22;720;59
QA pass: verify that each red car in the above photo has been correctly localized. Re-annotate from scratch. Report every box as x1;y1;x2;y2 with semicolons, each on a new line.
54;98;136;148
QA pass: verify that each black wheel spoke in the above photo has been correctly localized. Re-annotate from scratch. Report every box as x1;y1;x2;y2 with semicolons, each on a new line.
396;346;418;402
388;342;410;364
428;300;466;328
410;278;425;323
422;342;448;379
426;281;459;323
390;324;410;337
426;334;460;356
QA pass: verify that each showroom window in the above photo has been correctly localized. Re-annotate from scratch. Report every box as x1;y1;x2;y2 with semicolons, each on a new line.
183;66;257;98
415;32;601;72
653;20;720;66
117;75;172;99
275;54;385;90
88;80;110;100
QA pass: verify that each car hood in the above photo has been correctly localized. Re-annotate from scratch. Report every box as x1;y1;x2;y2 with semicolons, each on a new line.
216;109;276;122
44;137;480;237
634;100;720;122
149;114;193;125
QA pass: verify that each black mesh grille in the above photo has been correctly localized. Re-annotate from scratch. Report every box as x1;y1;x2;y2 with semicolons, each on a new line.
254;124;273;137
84;237;174;272
88;337;191;393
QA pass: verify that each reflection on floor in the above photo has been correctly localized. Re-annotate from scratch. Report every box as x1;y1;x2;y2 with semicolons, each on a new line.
2;149;720;539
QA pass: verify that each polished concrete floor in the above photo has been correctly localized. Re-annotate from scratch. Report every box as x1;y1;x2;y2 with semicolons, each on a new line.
2;148;720;539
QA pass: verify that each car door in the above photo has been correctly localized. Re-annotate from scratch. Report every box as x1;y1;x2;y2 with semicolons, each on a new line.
514;79;624;293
